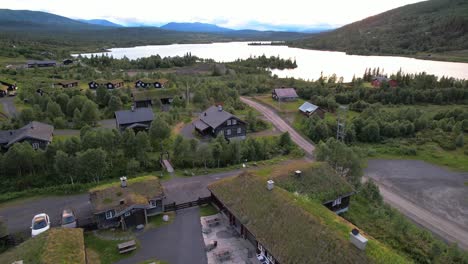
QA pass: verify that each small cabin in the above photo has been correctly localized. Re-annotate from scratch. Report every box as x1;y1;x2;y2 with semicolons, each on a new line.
62;59;74;65
298;102;325;119
193;105;247;140
105;80;124;89
56;80;79;88
115;107;154;132
272;88;299;101
135;79;168;89
27;60;57;68
371;76;398;88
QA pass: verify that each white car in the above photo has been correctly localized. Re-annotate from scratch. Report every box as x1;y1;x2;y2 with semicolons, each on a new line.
31;213;50;237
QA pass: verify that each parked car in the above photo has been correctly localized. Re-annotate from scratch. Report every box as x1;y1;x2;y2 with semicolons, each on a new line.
31;213;50;237
61;208;77;228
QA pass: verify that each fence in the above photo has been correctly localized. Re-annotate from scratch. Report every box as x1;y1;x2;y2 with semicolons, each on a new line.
164;196;212;212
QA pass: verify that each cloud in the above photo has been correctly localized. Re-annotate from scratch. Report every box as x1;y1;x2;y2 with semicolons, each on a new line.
0;0;425;29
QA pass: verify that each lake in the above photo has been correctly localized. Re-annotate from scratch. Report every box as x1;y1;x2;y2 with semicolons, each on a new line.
78;42;468;82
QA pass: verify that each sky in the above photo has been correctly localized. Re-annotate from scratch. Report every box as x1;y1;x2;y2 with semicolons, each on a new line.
0;0;425;30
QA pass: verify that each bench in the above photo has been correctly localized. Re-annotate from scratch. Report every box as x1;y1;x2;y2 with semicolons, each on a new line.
117;240;137;254
215;249;231;262
205;218;220;227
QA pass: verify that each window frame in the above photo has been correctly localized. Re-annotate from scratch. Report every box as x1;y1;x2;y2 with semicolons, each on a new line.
105;210;115;220
232;119;237;125
226;129;231;136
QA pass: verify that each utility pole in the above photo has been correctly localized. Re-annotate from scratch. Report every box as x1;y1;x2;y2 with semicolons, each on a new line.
336;105;348;142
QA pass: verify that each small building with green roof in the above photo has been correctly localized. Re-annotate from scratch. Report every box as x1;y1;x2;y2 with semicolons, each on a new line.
89;176;165;230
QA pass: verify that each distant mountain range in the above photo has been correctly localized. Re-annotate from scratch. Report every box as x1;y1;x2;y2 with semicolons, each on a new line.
160;22;234;33
77;19;123;27
290;0;468;57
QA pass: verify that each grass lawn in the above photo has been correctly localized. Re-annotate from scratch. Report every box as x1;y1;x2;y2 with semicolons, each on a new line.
147;211;175;229
362;141;468;172
254;94;306;113
84;232;136;264
199;203;218;216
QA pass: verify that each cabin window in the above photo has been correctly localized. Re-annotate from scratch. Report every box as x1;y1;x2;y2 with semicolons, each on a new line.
232;119;237;125
237;128;242;134
332;197;342;207
32;143;40;150
227;120;231;125
226;129;231;136
105;210;115;219
149;200;159;208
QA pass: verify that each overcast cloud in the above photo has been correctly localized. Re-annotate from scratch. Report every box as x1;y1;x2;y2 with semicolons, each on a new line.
0;0;425;29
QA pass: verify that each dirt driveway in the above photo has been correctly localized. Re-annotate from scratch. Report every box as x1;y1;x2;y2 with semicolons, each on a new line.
365;159;468;249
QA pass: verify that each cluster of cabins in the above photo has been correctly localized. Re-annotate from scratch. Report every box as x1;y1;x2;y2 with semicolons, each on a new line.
273;87;325;119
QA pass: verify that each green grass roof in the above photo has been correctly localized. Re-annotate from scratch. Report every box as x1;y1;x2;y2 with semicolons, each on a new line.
89;176;164;213
275;162;354;202
208;172;370;263
0;228;86;264
132;88;180;101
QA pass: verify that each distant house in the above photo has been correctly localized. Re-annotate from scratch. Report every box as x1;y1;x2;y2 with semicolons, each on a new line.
88;80;124;89
0;121;54;150
26;60;57;68
193;105;247;140
114;107;154;132
208;171;368;264
135;78;169;89
272;88;299;101
56;80;79;88
89;176;165;230
62;59;74;65
298;102;325;118
0;80;16;97
0;80;17;91
371;76;398;88
104;80;124;89
88;80;101;89
132;89;177;109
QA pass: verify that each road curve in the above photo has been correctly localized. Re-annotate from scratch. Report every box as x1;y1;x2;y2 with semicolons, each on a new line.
240;96;315;156
242;96;468;250
375;180;468;250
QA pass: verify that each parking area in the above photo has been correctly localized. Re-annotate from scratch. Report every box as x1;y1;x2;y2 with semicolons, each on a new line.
115;207;207;264
202;213;259;264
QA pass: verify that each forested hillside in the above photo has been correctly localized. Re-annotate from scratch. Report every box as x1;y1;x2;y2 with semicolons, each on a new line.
291;0;468;60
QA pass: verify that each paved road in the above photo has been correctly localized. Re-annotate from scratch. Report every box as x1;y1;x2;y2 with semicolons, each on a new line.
365;159;468;250
0;97;17;117
240;96;315;156
0;170;242;234
115;207;207;264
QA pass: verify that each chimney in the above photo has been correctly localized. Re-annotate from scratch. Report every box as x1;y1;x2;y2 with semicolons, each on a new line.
119;199;125;205
120;176;127;188
218;105;223;112
350;228;368;251
266;180;274;191
204;112;207;116
295;170;302;178
131;105;135;112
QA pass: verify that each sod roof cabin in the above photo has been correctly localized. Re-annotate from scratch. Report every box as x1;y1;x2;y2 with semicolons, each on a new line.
0;228;86;264
208;172;369;263
275;163;354;213
55;80;79;88
89;176;165;230
135;78;169;89
132;88;179;108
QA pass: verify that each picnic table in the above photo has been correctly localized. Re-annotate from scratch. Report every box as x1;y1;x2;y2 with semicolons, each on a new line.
215;249;231;262
117;240;137;254
205;217;220;227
